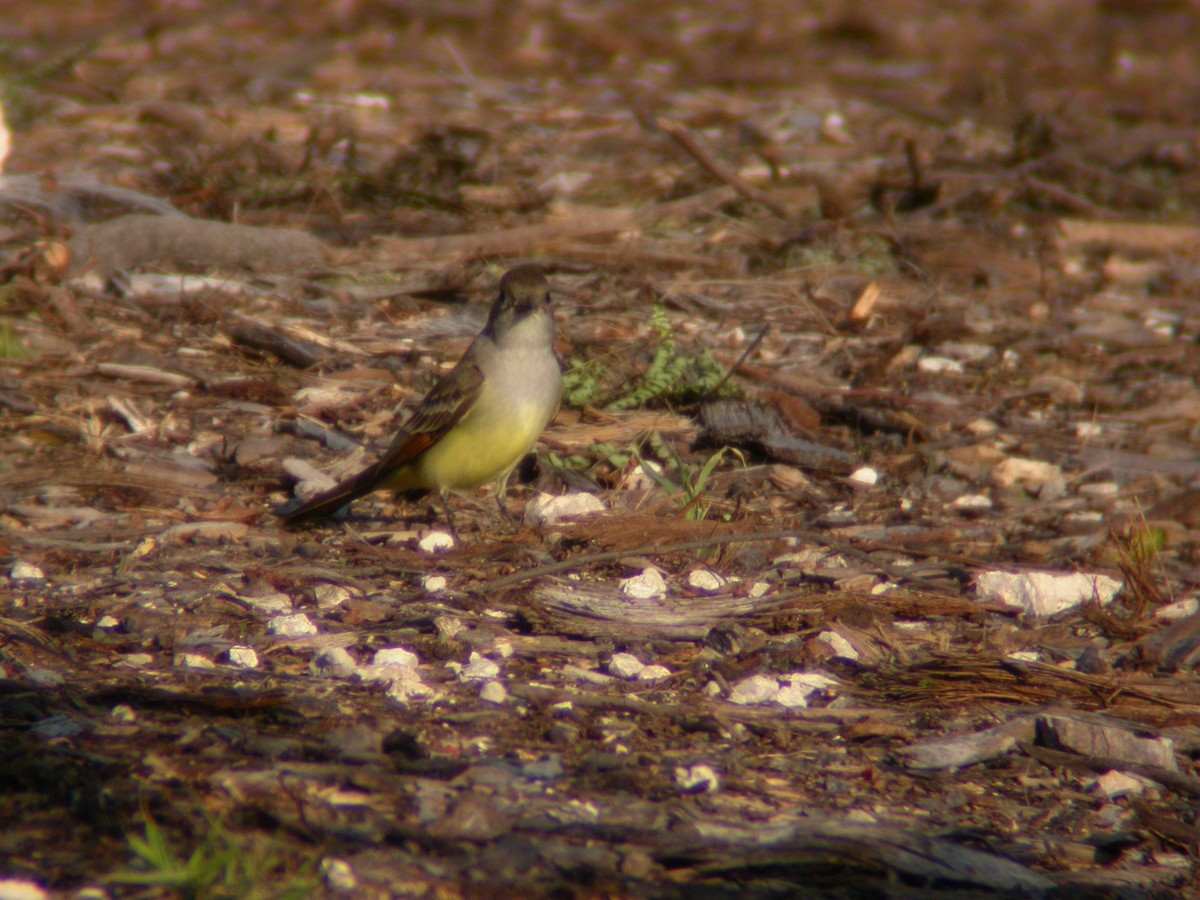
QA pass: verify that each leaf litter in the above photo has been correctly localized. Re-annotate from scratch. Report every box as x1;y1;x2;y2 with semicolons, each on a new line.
2;1;1200;897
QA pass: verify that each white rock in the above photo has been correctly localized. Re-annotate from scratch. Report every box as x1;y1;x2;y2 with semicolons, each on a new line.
10;562;45;582
0;879;49;900
748;582;770;598
1075;422;1103;439
312;647;358;677
703;680;722;697
780;672;840;694
687;569;726;593
729;674;780;705
479;681;508;704
268;613;318;637
992;457;1066;499
434;615;466;639
121;653;155;668
460;652;500;681
1093;770;1154;799
523;491;605;526
623;459;663;491
674;764;720;793
938;342;994;364
848;466;879;486
320;858;357;892
418;530;456;553
772;684;811;708
314;583;353;609
373;647;418;668
456;652;499;681
1156;598;1200;622
951;493;993;511
1005;650;1040;662
620;568;667;600
421;575;447;594
608;652;645;679
636;665;671;682
174;653;215;669
917;355;964;374
975;570;1122;617
818;630;859;661
95;615;121;629
385;668;437;703
1078;481;1119;497
239;589;292;614
226;646;259;668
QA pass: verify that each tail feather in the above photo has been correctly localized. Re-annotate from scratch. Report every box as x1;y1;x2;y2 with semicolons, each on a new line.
279;464;385;527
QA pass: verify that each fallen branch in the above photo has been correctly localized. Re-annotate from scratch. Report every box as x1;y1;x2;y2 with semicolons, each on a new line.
68;214;329;280
656;116;791;220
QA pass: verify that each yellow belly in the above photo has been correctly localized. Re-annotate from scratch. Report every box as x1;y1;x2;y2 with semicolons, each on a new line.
379;392;549;493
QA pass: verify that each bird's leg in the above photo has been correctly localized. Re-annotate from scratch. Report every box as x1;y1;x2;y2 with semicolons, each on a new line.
436;490;460;541
494;471;519;529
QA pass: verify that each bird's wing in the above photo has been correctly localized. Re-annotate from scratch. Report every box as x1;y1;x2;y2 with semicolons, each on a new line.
373;355;486;472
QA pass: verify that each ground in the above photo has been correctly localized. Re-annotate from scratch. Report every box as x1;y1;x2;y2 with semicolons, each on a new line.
2;1;1200;897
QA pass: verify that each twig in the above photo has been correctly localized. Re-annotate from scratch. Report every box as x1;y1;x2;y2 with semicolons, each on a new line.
699;324;769;401
656;117;791;220
467;527;957;595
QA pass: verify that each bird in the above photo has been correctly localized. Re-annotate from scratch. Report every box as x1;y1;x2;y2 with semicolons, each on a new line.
279;265;562;531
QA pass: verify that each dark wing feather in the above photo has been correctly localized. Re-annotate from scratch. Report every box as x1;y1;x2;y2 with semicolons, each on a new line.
372;356;485;474
279;357;486;527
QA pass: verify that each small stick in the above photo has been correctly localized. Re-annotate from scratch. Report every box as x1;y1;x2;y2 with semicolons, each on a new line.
656;117;791;221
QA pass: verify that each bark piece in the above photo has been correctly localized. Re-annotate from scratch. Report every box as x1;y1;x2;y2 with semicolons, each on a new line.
68;214;328;279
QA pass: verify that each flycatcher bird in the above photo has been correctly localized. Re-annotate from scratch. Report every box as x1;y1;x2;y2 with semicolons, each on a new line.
280;265;562;529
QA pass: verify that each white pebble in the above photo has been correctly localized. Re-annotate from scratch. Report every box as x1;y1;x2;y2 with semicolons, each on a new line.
268;613;318;637
421;575;447;594
226;646;259;669
818;630;859;661
174;653;215;669
95;615;121;630
479;681;509;704
460;652;500;681
523;491;605;525
320;858;357;892
418;531;456;553
748;582;770;598
9;562;45;582
608;652;645;679
729;674;780;705
674;764;720;793
620;568;667;599
848;467;879;486
687;569;726;593
373;647;418;667
314;584;353;609
636;665;671;682
951;493;993;510
0;879;49;900
312;647;358;677
772;684;811;708
386;669;437;703
917;355;964;374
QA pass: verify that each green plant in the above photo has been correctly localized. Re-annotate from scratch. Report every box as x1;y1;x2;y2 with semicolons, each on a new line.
562;305;736;411
109;815;318;900
639;439;734;521
608;305;730;409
